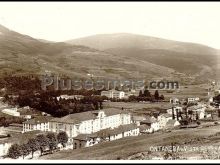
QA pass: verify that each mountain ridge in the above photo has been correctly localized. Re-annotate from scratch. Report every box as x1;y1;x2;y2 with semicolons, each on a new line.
0;24;218;83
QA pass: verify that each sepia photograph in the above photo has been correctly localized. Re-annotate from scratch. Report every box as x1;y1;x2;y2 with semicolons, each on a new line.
0;1;220;163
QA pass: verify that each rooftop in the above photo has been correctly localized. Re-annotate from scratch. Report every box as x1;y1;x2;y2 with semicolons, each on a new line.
73;123;138;140
50;108;129;124
140;116;157;125
138;124;151;132
166;119;178;126
23;116;54;124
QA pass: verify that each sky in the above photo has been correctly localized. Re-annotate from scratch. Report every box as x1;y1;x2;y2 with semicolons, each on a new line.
0;2;220;49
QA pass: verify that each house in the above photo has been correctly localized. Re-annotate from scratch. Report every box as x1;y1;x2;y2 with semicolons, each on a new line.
101;90;125;99
187;97;200;103
22;116;53;133
165;119;180;129
50;108;132;142
0;140;12;159
187;104;206;120
140;116;160;133
0;138;12;158
132;115;146;126
124;90;140;98
166;106;183;120
139;124;151;134
157;113;173;129
170;97;179;104
72;123;139;149
72;134;98;149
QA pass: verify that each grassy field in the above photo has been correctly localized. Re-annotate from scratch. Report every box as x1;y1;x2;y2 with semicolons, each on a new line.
40;124;220;160
158;84;209;100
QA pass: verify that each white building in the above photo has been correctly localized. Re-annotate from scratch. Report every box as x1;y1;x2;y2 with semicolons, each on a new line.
0;140;12;158
157;113;173;129
170;97;179;104
187;104;206;120
166;106;183;120
22;116;53;133
57;95;84;101
2;107;20;117
187;97;200;103
72;123;139;149
101;90;125;99
165;119;180;129
50;108;132;142
140;116;160;133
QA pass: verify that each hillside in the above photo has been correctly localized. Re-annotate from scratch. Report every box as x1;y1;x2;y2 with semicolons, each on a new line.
67;33;220;82
0;25;175;80
0;25;219;83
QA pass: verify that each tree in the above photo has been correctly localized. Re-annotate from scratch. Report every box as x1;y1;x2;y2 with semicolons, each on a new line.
139;90;143;97
36;134;49;156
8;144;22;159
143;89;151;97
154;90;159;100
160;94;165;100
27;138;40;158
57;131;68;148
46;133;58;153
20;143;31;159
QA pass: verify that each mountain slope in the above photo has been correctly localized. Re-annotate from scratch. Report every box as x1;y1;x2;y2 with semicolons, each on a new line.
67;33;219;82
0;25;176;80
67;33;217;55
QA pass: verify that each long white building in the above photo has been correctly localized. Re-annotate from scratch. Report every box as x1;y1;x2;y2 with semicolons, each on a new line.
49;108;132;141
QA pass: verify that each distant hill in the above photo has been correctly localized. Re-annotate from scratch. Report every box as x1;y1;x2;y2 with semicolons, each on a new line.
0;25;175;80
0;24;219;83
67;33;217;55
67;33;220;82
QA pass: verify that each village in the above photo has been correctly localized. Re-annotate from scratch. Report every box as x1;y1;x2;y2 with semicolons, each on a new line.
1;81;220;160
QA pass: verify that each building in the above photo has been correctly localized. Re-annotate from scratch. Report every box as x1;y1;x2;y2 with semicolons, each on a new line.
0;140;12;159
166;106;183;121
73;123;139;149
22;116;53;133
2;107;20;117
101;90;125;99
140;116;160;133
187;97;200;103
0;139;12;158
157;113;173;129
187;104;206;120
132;115;146;126
139;124;151;134
124;90;140;98
57;95;84;101
170;97;179;104
165;119;180;129
50;108;132;142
